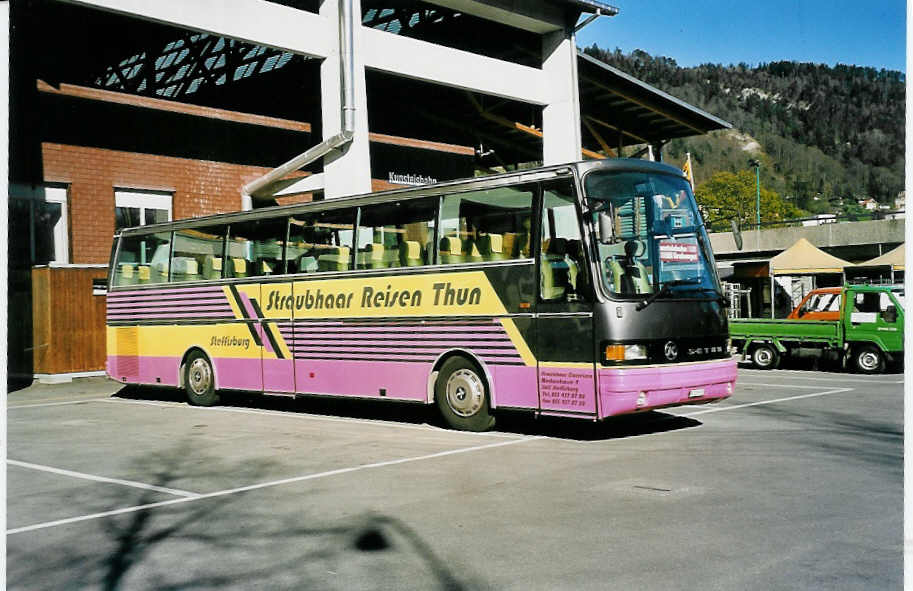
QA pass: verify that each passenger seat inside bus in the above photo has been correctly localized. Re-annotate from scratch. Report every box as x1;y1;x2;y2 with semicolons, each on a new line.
172;257;199;282
358;243;386;269
296;255;318;274
317;246;350;272
136;265;151;284
202;256;222;280
478;234;507;261
463;238;483;263
399;241;423;267
228;258;248;278
440;236;464;264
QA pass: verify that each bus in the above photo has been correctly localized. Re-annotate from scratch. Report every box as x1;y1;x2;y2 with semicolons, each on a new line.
106;159;736;431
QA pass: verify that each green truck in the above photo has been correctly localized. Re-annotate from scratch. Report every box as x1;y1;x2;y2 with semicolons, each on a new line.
730;285;904;373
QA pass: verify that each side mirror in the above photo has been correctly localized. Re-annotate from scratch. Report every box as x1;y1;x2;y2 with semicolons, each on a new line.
731;218;743;251
883;305;898;323
598;211;616;245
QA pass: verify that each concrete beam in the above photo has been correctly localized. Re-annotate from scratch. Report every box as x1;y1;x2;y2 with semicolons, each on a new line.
710;219;906;257
61;0;332;58
424;0;567;33
362;27;549;105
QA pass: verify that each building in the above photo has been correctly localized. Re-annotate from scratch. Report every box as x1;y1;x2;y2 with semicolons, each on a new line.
7;0;730;382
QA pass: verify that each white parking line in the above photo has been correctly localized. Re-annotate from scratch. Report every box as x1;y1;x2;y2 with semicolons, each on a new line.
738;381;845;390
99;397;527;439
7;459;199;498
8;398;112;409
679;387;854;417
7;436;542;536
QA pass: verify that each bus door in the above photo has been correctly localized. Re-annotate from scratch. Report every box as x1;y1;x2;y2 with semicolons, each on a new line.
227;218;294;393
259;280;295;393
535;181;598;415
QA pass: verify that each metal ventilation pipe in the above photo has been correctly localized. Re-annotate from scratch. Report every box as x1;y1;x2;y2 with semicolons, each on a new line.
242;0;357;204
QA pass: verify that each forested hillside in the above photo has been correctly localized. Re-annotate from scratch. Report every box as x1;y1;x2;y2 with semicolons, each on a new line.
582;45;905;229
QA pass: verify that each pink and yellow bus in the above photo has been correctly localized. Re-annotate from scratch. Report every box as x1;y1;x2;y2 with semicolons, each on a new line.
107;159;736;431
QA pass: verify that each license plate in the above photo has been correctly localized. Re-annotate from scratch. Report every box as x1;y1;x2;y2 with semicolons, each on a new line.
688;388;705;398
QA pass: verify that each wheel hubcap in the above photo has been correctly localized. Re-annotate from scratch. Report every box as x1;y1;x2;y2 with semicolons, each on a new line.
188;358;212;395
756;349;773;366
860;352;879;370
446;369;484;417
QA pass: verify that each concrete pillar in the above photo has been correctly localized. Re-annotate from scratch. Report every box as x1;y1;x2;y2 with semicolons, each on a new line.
320;0;371;198
541;28;581;165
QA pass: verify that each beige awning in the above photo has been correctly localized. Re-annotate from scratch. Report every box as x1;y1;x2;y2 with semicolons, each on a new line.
769;238;851;275
852;243;905;271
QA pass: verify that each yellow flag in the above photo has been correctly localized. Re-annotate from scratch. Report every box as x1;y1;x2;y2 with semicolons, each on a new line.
682;152;695;189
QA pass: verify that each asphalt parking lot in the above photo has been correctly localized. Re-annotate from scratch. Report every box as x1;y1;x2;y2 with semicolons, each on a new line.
7;364;903;590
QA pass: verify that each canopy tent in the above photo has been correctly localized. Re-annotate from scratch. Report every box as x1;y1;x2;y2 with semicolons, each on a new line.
730;238;852;318
852;243;905;271
845;243;904;285
769;238;852;275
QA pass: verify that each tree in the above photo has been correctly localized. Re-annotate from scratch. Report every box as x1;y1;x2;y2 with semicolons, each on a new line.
695;170;802;231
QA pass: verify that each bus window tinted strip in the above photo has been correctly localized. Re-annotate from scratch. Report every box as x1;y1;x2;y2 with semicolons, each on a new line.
108;286;227;298
107;312;237;320
107;299;230;309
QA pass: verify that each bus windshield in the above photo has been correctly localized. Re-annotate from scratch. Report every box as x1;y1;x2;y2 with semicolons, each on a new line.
584;170;720;300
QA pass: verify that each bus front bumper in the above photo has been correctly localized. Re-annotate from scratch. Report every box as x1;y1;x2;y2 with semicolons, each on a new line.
597;358;737;419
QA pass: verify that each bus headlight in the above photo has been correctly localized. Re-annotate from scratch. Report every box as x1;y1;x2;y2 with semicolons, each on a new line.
624;345;648;360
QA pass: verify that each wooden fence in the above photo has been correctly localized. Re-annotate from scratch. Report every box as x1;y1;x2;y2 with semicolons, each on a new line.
32;266;107;375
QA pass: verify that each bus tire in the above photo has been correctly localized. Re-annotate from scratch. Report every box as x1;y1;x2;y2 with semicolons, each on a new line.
853;345;884;374
750;343;779;370
435;356;495;432
184;350;220;406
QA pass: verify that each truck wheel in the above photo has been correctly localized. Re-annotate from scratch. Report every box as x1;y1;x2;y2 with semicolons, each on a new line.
435;356;495;432
853;345;884;374
750;344;779;370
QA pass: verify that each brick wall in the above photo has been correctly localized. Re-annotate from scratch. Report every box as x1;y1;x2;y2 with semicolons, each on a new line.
41;143;290;263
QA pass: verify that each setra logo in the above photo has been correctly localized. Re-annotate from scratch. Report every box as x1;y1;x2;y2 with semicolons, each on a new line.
663;340;679;362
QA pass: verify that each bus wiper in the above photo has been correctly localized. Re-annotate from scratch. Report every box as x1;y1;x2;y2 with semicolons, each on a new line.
635;279;701;311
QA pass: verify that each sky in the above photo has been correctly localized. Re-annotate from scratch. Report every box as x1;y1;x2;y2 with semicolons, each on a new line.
575;0;906;72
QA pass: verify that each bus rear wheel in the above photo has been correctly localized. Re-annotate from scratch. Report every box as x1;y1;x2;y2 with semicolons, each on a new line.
435;357;495;432
853;345;884;374
184;350;220;406
750;343;779;370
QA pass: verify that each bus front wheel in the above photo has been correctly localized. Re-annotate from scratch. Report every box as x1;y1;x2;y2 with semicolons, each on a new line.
435;357;495;432
750;343;779;370
184;350;220;406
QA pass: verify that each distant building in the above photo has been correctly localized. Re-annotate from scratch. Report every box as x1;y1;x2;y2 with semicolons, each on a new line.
802;214;837;226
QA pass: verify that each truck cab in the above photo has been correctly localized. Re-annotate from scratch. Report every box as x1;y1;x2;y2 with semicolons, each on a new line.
788;287;843;321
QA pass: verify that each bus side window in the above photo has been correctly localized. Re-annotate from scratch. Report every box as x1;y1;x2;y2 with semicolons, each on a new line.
228;217;290;278
113;232;171;286
288;208;356;274
439;185;534;264
171;225;227;283
357;198;436;269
